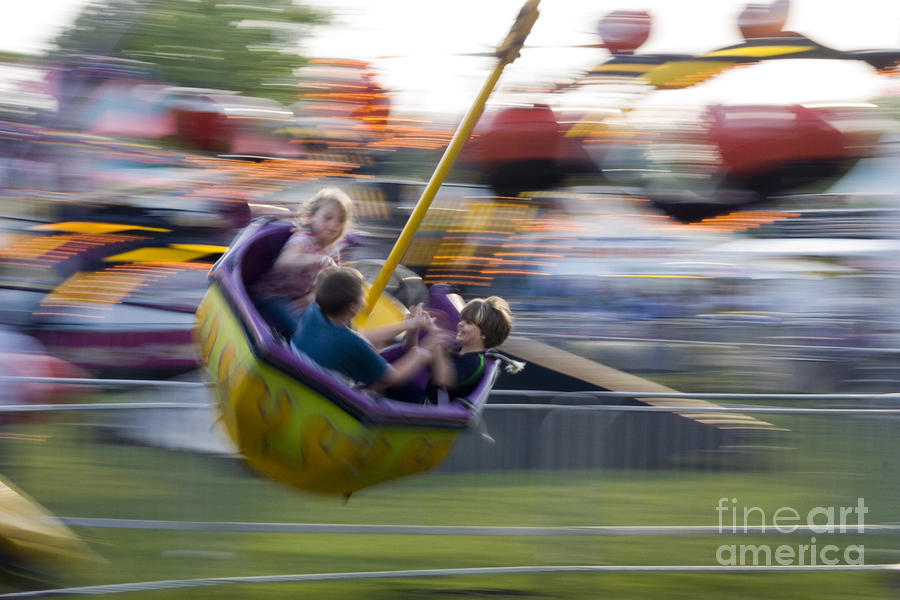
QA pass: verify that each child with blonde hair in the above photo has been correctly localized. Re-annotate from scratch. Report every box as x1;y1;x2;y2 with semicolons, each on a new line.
251;187;352;336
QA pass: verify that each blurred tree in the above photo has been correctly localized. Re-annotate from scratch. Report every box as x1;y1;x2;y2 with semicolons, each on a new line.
0;51;27;64
50;0;329;104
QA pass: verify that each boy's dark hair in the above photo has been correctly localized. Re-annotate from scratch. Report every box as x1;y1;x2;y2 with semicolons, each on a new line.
460;296;512;348
316;267;364;316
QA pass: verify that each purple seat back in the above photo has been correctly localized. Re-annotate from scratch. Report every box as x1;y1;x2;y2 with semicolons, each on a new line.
238;220;292;288
463;357;499;413
426;284;462;332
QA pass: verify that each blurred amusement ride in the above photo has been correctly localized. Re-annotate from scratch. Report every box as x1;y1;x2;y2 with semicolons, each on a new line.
0;0;900;586
0;0;895;395
0;0;896;405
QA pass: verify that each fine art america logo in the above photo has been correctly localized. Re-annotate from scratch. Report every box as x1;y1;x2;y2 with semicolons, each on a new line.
715;497;867;566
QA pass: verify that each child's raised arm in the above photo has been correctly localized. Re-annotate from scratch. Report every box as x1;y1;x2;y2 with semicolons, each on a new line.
360;309;433;349
273;243;335;271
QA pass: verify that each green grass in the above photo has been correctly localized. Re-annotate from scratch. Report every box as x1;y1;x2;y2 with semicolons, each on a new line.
0;409;898;598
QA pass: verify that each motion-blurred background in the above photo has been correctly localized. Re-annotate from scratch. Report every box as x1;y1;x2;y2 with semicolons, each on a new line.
0;0;899;597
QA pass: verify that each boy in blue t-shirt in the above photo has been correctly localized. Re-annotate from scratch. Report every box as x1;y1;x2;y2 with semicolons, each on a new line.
291;267;434;391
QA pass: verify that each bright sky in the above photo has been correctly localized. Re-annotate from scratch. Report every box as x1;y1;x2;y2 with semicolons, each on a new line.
2;0;88;55
2;0;900;112
306;0;900;112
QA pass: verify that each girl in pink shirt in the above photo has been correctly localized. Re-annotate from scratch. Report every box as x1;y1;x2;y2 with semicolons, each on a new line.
251;187;353;336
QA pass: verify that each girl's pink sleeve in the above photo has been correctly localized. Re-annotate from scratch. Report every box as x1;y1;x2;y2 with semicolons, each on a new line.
329;239;344;264
285;232;320;253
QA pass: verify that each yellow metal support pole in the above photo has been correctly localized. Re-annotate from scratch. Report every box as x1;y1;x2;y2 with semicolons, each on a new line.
363;0;540;320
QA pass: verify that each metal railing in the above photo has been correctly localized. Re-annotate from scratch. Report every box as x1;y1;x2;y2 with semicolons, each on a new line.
1;377;897;597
